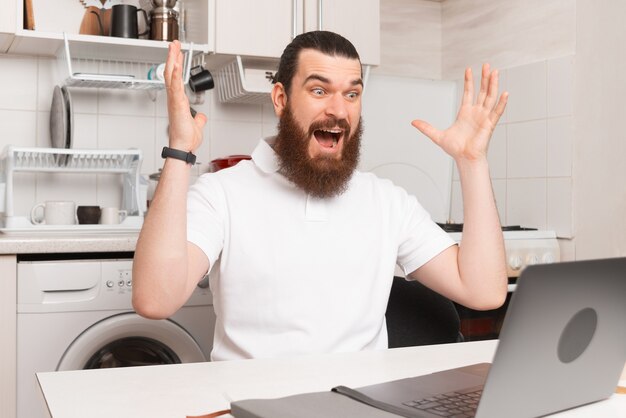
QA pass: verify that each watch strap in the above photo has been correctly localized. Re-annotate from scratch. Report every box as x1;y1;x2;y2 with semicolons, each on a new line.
161;146;196;165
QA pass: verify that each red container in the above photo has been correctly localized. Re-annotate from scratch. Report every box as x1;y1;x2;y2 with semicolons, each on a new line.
210;155;252;172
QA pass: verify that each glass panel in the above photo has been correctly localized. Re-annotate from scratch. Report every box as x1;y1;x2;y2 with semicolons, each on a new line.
83;337;181;369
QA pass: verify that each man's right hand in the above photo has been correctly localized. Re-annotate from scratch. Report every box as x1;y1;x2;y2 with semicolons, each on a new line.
165;40;207;152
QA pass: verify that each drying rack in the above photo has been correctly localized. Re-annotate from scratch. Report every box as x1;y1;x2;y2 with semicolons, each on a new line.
60;33;197;90
0;146;143;231
214;56;276;104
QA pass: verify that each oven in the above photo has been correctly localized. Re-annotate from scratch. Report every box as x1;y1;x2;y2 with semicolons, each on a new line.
441;225;561;341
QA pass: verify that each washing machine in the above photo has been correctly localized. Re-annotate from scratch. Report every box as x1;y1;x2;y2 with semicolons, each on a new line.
16;253;216;418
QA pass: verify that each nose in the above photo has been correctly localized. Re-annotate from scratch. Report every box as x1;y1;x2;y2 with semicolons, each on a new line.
324;93;349;120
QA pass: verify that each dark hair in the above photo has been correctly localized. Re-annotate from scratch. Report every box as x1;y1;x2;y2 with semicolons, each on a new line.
273;31;361;95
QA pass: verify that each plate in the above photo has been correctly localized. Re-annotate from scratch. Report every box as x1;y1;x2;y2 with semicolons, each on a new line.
50;85;67;149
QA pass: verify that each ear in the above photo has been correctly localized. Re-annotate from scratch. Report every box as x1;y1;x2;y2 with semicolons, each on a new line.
271;82;287;117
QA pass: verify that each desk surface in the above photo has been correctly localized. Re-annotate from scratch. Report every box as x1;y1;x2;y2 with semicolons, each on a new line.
37;340;626;418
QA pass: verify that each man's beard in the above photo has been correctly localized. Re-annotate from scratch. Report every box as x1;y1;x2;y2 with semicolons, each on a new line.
273;105;363;199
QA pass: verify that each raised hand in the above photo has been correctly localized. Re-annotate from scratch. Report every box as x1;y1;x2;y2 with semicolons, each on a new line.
164;40;207;152
411;63;507;163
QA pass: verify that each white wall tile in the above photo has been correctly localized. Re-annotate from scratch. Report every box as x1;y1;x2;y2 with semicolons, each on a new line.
0;56;38;111
507;120;546;178
35;173;98;206
547;177;572;238
506;60;547;122
506;178;547;229
97;114;156;174
262;123;278;138
209;121;262;161
547;55;574;118
11;174;37;218
72;113;99;149
546;116;573;177
0;110;38;149
98;89;156;117
209;91;263;123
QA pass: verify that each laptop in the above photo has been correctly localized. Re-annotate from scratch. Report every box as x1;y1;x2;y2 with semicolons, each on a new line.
232;257;626;418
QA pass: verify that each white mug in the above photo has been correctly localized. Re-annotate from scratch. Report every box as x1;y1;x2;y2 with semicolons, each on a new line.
100;207;128;225
30;201;77;225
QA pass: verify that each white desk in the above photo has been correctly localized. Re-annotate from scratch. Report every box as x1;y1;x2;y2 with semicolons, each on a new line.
37;340;626;418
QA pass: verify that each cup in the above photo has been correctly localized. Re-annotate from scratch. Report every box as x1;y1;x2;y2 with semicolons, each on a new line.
188;66;215;93
77;206;102;225
30;201;77;225
100;207;127;225
110;4;149;39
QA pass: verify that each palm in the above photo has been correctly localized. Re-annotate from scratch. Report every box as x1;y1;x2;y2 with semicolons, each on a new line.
412;64;507;162
164;41;206;152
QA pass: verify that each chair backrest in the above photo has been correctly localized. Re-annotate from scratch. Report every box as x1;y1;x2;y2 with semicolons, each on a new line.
386;276;462;348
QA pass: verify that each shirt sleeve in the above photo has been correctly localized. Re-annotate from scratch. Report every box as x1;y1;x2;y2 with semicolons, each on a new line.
395;190;456;276
186;174;226;270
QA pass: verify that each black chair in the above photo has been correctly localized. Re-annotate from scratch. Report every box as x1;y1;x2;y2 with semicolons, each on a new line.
386;276;463;348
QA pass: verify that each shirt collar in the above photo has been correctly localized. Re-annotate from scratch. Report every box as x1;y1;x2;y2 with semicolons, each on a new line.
252;136;280;174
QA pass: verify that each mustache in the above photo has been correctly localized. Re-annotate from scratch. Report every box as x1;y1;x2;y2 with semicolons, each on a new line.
308;117;351;138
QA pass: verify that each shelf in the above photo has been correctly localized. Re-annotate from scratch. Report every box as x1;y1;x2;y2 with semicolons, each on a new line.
0;146;145;221
8;29;210;62
58;34;200;90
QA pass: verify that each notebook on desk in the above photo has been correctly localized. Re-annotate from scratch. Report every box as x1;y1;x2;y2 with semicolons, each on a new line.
231;257;626;418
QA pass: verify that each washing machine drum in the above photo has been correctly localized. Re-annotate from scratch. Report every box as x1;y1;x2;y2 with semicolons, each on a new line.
57;312;206;371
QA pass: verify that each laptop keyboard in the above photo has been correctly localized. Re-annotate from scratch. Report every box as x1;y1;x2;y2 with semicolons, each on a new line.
402;388;482;417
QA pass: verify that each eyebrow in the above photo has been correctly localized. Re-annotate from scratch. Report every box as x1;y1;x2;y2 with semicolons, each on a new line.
303;74;363;87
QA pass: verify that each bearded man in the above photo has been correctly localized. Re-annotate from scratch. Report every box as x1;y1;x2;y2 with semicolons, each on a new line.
132;31;508;361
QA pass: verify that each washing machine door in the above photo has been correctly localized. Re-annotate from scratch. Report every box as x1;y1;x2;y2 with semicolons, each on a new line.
57;312;206;371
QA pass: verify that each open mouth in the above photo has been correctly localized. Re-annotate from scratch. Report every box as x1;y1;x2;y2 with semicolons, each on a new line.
314;128;343;149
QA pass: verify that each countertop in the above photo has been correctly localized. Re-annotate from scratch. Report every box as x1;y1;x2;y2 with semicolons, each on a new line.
0;232;138;254
36;340;626;418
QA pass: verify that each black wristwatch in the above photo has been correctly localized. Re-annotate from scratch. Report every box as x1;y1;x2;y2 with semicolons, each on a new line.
161;146;197;165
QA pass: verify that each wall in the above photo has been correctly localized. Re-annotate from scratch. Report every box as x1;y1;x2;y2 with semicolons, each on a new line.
0;53;279;218
449;56;575;242
572;0;626;259
442;0;575;79
376;0;442;79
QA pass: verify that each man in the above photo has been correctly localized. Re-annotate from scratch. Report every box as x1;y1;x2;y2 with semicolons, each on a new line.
132;31;508;361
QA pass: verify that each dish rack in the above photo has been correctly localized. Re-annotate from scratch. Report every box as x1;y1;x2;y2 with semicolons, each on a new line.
60;33;197;90
0;146;143;230
214;56;277;105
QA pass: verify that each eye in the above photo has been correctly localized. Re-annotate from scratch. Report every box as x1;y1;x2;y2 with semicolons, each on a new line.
346;91;360;100
311;88;325;96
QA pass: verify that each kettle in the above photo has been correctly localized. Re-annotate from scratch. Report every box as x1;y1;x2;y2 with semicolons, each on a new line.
150;0;179;41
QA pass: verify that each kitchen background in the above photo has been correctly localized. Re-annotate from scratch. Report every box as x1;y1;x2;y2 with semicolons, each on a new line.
1;0;625;262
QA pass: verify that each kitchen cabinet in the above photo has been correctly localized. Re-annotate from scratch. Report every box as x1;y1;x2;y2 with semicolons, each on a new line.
6;0;210;62
212;0;380;66
0;0;16;52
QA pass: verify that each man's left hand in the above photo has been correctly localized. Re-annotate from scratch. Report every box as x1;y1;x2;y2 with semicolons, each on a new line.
411;63;508;163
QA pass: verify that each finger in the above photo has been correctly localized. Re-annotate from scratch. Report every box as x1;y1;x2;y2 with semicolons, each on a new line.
194;112;208;129
170;43;185;93
483;69;499;110
411;120;443;145
489;91;508;125
164;40;180;88
461;68;473;106
475;63;490;106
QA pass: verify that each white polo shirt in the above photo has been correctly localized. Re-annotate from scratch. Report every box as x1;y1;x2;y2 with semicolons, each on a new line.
187;137;455;361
